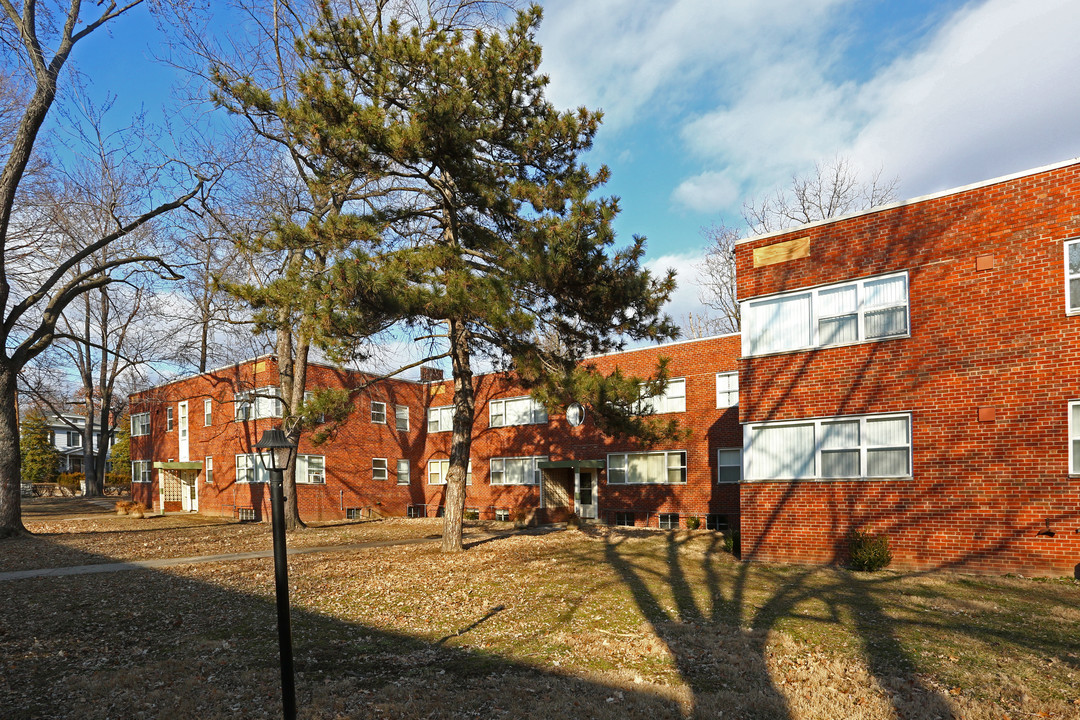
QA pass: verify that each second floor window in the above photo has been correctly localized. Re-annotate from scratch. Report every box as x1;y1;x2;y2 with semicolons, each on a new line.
131;413;150;437
166;407;174;431
489;396;547;427
1067;239;1079;314
637;378;686;415
371;401;387;424
428;405;454;433
743;272;909;356
395;405;409;431
716;372;738;408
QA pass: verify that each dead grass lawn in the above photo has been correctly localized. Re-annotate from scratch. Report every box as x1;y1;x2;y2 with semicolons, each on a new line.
0;514;1078;720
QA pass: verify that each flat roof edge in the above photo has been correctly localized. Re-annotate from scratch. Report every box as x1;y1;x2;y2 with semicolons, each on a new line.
734;156;1080;246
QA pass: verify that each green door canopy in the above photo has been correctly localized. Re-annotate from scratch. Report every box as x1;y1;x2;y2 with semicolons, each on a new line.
153;462;203;470
537;459;606;470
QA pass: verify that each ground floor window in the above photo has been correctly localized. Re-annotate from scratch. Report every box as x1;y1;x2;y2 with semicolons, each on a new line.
659;513;679;530
607;451;687;484
490;455;547;485
613;511;634;527
428;459;472;485
132;460;152;484
1070;400;1080;474
717;449;741;483
235;454;268;483
204;457;213;484
464;508;480;521
744;413;911;481
297;455;325;483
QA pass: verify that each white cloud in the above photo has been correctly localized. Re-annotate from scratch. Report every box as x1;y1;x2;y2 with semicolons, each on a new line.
537;0;851;130
671;171;740;213
644;251;709;326
670;0;1080;216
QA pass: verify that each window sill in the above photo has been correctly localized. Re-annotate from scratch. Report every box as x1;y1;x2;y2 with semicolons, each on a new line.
742;476;912;484
743;333;910;360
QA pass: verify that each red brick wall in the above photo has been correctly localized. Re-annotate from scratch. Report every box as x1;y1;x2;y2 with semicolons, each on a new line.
736;162;1080;576
130;335;744;528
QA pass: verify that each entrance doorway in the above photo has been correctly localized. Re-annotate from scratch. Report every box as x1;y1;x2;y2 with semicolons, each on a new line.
180;470;198;512
576;470;596;519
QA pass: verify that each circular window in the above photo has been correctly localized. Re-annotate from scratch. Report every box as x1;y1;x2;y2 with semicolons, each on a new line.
566;402;585;427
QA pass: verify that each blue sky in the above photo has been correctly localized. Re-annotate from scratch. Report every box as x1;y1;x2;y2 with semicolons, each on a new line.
69;0;1080;326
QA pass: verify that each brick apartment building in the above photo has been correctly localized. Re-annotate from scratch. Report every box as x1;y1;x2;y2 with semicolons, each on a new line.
128;334;743;530
735;159;1080;576
130;159;1080;576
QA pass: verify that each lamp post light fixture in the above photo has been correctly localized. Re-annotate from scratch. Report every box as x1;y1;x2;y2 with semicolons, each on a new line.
254;427;297;720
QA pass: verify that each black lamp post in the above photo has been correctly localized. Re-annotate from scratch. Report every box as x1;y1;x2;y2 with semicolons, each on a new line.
254;427;297;720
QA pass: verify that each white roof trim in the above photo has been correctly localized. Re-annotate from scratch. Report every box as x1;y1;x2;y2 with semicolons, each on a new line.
584;331;741;360
735;156;1080;246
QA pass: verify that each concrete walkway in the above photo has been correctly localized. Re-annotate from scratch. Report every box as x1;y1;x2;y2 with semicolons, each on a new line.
0;528;558;583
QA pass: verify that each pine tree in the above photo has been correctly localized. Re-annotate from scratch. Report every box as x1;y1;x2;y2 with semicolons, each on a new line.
291;4;680;551
19;413;59;486
110;422;131;484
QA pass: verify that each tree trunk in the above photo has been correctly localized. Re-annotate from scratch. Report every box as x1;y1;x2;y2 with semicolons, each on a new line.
0;364;26;537
442;319;475;553
275;318;307;531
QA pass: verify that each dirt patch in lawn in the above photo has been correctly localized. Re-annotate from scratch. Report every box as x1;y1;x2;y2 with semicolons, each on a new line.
1;523;1078;719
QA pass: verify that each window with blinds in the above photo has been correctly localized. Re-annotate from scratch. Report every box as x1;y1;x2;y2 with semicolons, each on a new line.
744;413;911;481
743;272;909;356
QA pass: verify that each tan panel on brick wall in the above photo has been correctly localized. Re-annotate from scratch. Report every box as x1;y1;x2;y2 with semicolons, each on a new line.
542;469;571;508
753;236;810;267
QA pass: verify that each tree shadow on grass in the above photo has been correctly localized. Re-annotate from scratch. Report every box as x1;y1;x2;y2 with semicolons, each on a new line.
595;529;975;719
0;535;696;720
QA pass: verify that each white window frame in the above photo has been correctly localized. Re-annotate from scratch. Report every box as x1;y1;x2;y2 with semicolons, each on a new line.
235;391;252;421
132;460;152;483
743;412;912;481
296;455;325;484
166;406;174;431
427;405;454;433
204;456;214;484
396;459;410;485
395;405;410;431
717;448;741;484
637;378;686;415
428;459;472;485
489;455;548;485
607;450;687;485
371;401;387;424
131;413;150;437
489;396;548;428
204;399;212;426
742;271;910;357
1069;400;1080;475
372;457;388;481
716;372;739;409
1066;238;1080;315
235;453;269;484
255;387;282;419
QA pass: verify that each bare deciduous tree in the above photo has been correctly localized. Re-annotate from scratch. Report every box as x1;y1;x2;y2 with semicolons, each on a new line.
689;157;899;337
743;156;899;235
0;1;201;536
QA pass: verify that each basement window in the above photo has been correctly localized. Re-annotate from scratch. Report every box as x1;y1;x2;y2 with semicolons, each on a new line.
494;508;510;522
613;512;634;527
237;508;256;522
464;508;480;521
345;508;361;520
659;513;679;530
705;514;729;531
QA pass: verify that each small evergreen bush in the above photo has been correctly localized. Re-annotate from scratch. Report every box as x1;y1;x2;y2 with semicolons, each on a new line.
685;516;700;530
848;531;892;571
723;530;740;556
